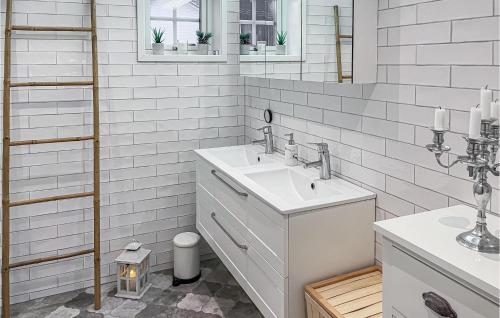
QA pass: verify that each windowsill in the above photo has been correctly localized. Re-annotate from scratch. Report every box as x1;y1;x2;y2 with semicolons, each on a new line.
240;54;302;62
138;51;227;62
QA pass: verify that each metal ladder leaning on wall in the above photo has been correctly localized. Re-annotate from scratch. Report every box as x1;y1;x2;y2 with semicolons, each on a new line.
333;5;353;83
1;0;101;316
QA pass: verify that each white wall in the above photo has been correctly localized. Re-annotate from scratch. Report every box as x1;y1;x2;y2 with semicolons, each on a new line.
0;0;243;303
245;0;500;262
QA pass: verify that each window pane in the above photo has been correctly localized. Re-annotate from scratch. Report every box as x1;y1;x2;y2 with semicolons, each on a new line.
257;24;275;46
178;21;199;43
240;24;252;35
256;0;275;21
151;20;173;44
240;0;252;20
177;0;200;19
150;0;173;18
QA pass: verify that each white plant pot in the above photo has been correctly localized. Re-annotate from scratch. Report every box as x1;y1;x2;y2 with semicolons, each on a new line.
197;43;209;55
275;44;286;55
152;43;164;55
240;44;251;55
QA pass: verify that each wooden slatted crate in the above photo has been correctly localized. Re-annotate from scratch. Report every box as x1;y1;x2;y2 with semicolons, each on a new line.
305;266;382;318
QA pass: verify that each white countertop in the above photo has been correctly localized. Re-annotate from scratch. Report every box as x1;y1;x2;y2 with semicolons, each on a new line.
195;145;375;214
374;205;500;300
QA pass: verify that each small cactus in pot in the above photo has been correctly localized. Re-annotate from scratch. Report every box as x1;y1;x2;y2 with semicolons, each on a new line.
196;30;213;55
275;31;287;55
240;32;252;55
152;27;165;55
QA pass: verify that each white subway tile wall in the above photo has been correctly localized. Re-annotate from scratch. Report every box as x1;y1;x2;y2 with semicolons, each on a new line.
0;0;243;303
245;0;499;264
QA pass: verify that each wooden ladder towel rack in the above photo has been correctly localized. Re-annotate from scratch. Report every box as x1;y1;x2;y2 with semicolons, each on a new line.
2;0;101;316
333;5;353;83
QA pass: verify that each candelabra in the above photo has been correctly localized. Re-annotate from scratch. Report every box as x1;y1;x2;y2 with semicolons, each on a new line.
427;120;499;254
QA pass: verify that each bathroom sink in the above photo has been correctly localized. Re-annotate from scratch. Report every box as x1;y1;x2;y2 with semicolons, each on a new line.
206;145;276;167
244;168;342;203
195;144;375;213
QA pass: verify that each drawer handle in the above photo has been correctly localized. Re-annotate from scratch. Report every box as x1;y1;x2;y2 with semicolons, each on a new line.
211;169;248;197
211;212;248;250
422;292;457;318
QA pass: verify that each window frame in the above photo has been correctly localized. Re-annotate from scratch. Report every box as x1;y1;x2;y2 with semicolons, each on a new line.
150;4;202;46
137;0;227;62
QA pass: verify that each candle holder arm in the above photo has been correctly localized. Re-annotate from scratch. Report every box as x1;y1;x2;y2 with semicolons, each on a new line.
433;153;464;169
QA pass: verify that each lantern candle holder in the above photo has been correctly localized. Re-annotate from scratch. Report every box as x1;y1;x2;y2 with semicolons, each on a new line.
115;243;152;299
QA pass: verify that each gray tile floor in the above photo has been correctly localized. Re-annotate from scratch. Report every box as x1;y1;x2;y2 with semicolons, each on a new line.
11;258;264;318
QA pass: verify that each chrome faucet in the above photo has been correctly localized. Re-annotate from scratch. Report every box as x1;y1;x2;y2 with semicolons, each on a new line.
304;142;331;180
252;125;274;154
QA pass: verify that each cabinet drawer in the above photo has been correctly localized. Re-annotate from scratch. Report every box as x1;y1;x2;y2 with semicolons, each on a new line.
387;245;498;318
197;159;249;225
197;184;248;278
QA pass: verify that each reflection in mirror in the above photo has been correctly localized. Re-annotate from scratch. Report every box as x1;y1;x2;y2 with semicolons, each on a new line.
137;0;227;61
239;0;303;80
301;1;352;83
239;0;377;83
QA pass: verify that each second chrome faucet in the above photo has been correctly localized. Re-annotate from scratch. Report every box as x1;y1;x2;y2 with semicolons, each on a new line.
303;142;331;180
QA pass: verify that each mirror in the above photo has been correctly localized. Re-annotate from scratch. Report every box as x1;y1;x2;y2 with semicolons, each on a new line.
239;0;303;80
137;0;227;62
239;0;377;83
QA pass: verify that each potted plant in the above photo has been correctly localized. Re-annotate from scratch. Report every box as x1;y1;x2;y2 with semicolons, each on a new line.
240;32;251;55
196;30;213;55
275;31;287;55
152;27;165;55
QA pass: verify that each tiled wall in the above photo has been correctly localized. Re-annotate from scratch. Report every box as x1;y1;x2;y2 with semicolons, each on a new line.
245;0;500;262
0;0;243;303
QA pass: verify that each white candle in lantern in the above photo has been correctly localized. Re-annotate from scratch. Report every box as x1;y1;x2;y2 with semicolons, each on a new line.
469;107;482;139
491;100;499;122
480;86;492;120
434;107;446;130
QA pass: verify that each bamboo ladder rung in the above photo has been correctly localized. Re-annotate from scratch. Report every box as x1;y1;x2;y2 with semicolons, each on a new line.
9;249;95;269
11;25;92;32
9;191;94;207
339;35;353;39
10;135;94;146
10;80;93;87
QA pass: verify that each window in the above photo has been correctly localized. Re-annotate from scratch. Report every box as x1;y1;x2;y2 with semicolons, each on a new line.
150;0;201;45
240;0;276;46
137;0;227;62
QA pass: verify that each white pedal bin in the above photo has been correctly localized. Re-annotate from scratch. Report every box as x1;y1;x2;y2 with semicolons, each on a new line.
173;232;201;286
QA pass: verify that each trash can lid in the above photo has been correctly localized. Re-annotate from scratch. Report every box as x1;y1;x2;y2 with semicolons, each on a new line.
174;232;201;248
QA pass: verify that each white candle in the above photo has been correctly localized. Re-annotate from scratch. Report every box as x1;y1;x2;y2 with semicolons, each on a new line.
491;101;499;122
480;87;492;120
434;108;446;130
469;107;482;139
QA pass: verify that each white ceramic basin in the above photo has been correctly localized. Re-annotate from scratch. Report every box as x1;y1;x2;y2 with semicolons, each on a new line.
206;145;276;167
195;145;375;213
245;168;342;203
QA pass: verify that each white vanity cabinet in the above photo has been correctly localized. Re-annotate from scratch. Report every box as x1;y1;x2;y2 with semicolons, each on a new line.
195;147;376;318
375;205;499;318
